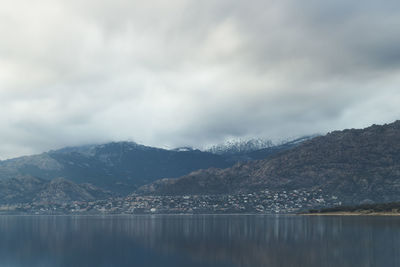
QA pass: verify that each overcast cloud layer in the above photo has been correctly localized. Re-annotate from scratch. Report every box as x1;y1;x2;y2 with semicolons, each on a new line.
1;0;400;159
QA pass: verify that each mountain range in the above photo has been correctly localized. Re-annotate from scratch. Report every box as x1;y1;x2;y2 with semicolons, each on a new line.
139;121;400;205
0;138;308;204
1;121;399;208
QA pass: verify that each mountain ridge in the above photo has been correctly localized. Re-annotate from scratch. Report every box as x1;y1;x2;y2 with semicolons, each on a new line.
0;138;310;196
0;175;112;205
138;121;400;205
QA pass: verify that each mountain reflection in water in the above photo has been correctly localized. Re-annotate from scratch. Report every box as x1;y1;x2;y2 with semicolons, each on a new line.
0;215;399;267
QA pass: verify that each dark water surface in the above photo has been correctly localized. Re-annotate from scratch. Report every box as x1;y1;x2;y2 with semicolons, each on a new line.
0;215;399;267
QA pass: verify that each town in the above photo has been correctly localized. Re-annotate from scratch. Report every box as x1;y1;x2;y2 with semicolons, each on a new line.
0;189;342;215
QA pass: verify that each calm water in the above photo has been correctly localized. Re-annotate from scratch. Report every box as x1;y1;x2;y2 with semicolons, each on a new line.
0;215;399;267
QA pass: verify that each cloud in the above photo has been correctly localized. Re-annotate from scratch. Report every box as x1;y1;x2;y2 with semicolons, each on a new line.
0;0;400;158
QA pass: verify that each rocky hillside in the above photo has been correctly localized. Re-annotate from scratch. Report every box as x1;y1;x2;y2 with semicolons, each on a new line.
0;176;111;205
139;121;400;205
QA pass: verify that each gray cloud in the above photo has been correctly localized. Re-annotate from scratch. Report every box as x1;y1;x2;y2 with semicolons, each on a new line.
0;0;400;159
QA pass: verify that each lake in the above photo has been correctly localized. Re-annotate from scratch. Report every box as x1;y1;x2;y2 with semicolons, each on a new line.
0;215;399;267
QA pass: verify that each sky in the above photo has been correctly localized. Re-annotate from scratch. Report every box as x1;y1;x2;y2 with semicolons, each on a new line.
1;0;400;159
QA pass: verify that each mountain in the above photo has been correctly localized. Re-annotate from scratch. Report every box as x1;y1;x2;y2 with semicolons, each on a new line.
0;176;44;204
33;178;112;204
138;121;400;205
239;136;318;161
0;142;233;194
205;136;316;162
206;138;275;155
0;176;111;205
0;138;311;196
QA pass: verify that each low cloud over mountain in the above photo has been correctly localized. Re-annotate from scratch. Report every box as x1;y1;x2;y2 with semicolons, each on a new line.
1;0;400;158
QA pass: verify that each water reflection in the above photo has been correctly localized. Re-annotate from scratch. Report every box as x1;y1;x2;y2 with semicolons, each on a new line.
0;215;399;267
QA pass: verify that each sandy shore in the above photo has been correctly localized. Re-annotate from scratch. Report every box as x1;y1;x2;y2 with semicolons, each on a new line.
300;212;400;216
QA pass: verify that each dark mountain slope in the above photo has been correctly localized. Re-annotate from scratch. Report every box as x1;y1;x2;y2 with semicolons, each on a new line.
0;142;233;194
33;178;111;204
0;176;45;204
46;142;237;193
0;176;111;205
139;121;400;205
243;136;317;161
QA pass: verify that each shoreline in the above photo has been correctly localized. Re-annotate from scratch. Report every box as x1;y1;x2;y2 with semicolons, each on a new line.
1;211;400;216
300;212;400;216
